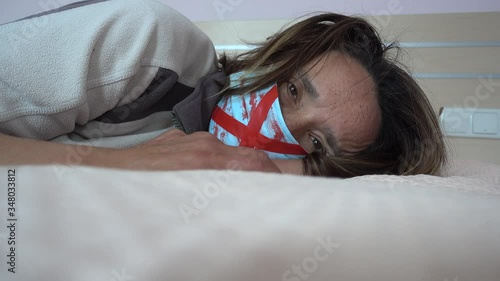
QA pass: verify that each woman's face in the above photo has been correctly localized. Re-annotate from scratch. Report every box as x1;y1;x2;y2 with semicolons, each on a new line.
279;51;382;156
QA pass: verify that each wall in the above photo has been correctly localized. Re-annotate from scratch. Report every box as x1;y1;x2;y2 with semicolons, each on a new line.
195;12;500;164
2;0;500;24
166;0;500;21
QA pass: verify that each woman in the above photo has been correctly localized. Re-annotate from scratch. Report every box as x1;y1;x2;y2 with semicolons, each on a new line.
0;0;446;177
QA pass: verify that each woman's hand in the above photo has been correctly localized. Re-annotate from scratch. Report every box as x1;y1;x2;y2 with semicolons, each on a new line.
109;129;283;173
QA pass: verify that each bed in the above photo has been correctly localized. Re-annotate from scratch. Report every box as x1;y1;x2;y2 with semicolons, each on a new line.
1;159;499;281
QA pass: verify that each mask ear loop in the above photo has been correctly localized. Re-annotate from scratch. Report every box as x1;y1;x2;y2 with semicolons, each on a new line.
211;85;307;155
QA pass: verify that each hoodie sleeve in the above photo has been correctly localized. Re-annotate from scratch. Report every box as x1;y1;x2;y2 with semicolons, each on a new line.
0;0;218;140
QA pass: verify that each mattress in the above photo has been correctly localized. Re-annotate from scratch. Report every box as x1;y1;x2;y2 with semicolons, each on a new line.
0;160;499;281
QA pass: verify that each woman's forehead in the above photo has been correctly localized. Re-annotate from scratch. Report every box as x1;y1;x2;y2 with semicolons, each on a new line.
304;51;381;152
300;52;376;102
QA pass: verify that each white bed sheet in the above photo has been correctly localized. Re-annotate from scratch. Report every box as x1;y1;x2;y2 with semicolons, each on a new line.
0;160;499;281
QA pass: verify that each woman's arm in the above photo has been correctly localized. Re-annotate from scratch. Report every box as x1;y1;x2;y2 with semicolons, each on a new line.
0;132;115;168
0;130;284;173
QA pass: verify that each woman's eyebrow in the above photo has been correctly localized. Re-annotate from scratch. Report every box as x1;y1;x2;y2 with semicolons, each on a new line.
324;127;341;156
297;70;319;98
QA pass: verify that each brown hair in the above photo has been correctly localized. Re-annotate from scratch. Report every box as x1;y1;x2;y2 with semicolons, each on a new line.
218;13;447;177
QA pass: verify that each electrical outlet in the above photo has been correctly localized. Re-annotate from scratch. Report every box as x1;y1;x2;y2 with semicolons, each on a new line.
440;107;500;139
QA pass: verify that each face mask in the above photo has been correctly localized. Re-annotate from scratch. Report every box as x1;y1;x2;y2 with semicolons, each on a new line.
208;72;307;159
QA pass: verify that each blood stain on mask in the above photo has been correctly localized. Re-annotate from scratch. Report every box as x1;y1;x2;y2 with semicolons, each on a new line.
249;93;258;115
270;119;285;141
241;97;249;120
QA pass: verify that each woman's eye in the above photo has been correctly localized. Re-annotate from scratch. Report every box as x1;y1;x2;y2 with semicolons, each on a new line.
311;136;324;154
287;82;298;99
